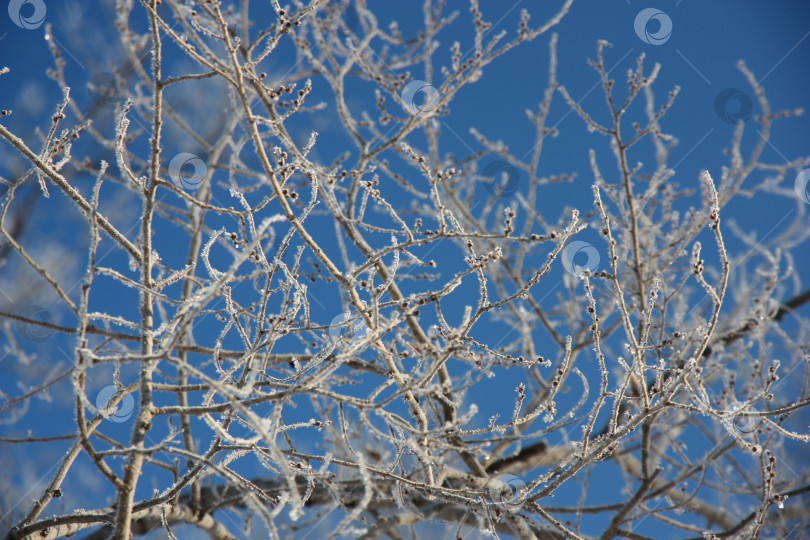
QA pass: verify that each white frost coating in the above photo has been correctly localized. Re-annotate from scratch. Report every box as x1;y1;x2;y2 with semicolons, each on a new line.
691;241;702;265
230;188;250;212
154;264;194;290
699;170;718;206
304;130;318;154
152;322;167;338
2;7;803;537
201;229;225;279
457;403;478;425
259;214;287;228
76;348;94;363
341;527;369;536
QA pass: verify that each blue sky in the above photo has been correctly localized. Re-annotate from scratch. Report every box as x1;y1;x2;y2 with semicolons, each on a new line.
1;1;809;538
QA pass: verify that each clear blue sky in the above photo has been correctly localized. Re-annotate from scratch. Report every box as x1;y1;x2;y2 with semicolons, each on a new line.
1;1;809;538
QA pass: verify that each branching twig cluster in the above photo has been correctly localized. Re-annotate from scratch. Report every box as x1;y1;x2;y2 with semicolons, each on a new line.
1;1;808;539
